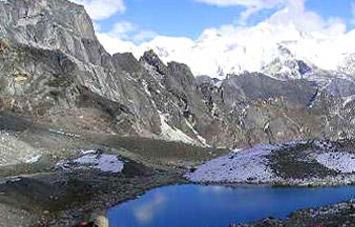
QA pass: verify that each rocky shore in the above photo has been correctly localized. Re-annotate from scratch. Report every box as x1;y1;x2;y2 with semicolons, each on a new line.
239;200;355;227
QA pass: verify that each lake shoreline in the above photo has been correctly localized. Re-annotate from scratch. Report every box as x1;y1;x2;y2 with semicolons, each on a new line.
107;183;355;227
0;168;354;226
1;134;355;226
238;199;355;227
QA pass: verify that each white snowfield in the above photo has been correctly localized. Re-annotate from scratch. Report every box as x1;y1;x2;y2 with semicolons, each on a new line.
315;152;355;174
57;151;124;173
186;144;280;183
186;141;355;185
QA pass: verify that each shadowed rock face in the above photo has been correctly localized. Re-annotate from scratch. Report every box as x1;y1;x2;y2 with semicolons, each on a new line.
221;74;317;106
1;0;355;148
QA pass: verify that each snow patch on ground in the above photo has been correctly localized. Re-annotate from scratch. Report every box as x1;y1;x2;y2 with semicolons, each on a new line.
186;144;280;183
184;119;210;147
73;154;124;173
57;152;124;173
81;149;96;155
48;128;80;138
316;152;355;173
141;80;151;97
0;177;22;185
24;155;41;164
186;140;355;186
159;112;199;145
342;95;355;108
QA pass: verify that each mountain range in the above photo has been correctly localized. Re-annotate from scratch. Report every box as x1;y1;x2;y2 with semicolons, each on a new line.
103;3;355;80
1;0;355;149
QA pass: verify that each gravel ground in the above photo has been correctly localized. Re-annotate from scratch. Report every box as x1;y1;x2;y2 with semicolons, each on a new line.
0;203;39;227
0;114;222;226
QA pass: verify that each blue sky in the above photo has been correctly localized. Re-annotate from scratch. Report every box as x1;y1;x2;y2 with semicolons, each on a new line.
95;0;355;40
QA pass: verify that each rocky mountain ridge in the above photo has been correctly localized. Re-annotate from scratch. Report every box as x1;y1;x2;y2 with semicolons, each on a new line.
1;0;355;149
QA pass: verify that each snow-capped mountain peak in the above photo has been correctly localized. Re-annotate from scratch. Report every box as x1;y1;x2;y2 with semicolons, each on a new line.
261;44;313;79
124;20;355;80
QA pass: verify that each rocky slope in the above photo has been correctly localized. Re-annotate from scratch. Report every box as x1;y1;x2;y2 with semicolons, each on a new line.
1;0;355;150
186;140;355;186
240;200;355;227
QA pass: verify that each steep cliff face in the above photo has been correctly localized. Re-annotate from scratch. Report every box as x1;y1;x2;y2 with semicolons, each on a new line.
1;0;355;148
0;0;212;146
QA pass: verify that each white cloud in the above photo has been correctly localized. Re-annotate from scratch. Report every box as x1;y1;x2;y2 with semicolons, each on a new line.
111;22;157;43
97;21;157;48
113;22;136;34
71;0;125;20
195;0;344;28
195;0;285;24
266;0;346;35
96;21;158;54
97;0;355;79
97;33;138;54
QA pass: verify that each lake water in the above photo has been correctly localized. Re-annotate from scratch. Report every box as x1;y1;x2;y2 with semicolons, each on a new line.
107;184;355;227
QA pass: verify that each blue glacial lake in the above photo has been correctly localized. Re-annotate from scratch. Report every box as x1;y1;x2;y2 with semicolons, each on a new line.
107;184;355;227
